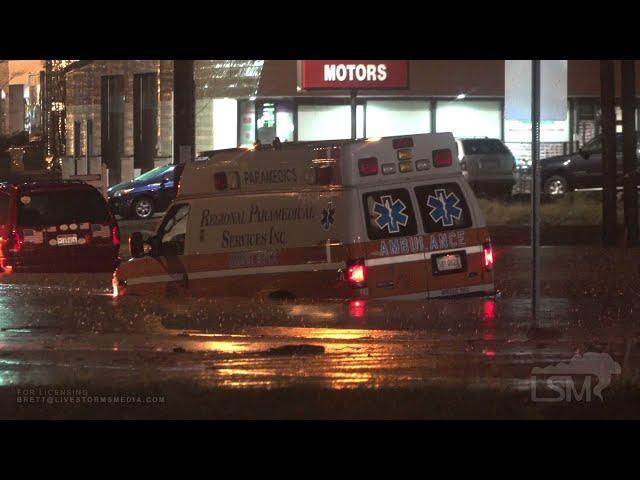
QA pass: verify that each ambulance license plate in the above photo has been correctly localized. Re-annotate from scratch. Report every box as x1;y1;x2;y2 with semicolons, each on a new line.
435;253;463;272
56;234;78;246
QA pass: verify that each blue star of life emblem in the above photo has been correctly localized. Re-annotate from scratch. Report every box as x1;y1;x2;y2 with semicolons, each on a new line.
373;195;409;233
427;188;463;226
321;201;335;231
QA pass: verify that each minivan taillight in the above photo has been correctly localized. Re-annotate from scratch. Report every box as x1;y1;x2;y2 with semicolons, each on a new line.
346;259;367;288
6;230;23;254
483;242;494;270
111;225;120;247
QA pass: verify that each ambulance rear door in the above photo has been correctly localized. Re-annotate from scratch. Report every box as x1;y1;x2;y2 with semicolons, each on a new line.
411;178;485;298
359;184;429;299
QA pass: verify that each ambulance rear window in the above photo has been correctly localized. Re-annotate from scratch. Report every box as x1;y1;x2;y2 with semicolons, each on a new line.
362;188;417;240
414;183;472;232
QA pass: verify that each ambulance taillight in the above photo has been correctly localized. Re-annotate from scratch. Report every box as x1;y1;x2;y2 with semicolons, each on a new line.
483;242;494;270
214;172;239;191
398;161;414;173
346;259;367;288
433;149;453;167
397;149;413;161
358;157;379;176
6;230;23;254
214;172;228;190
415;159;430;171
111;225;120;248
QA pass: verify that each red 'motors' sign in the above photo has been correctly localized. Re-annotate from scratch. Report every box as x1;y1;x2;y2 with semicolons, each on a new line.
299;60;409;90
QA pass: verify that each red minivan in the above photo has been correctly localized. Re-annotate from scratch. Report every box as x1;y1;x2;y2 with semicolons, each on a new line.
0;180;120;273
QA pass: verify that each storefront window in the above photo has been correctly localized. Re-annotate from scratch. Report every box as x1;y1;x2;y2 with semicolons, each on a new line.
436;100;501;139
356;104;364;139
275;101;295;143
238;100;255;147
366;100;430;137
298;104;351;141
212;98;238;150
257;102;276;144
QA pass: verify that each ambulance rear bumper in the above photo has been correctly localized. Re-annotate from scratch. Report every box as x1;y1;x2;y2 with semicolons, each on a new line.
380;283;495;301
428;283;496;299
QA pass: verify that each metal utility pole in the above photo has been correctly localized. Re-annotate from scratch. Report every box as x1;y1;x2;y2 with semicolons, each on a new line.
173;60;195;165
531;60;541;322
621;60;639;247
350;90;357;139
600;60;617;246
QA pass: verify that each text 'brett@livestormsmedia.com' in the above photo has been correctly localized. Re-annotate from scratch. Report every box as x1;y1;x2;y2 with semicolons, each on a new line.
15;388;166;406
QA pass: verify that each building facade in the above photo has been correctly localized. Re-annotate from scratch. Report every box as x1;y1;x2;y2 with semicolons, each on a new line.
0;60;46;139
62;60;640;185
64;60;173;184
64;60;264;185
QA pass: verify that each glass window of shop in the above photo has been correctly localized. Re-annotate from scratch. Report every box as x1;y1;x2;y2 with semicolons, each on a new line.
298;104;351;141
572;98;639;149
276;102;295;143
254;101;295;145
256;101;276;144
194;60;264;151
212;98;238;150
436;100;501;139
238;100;256;147
366;100;431;137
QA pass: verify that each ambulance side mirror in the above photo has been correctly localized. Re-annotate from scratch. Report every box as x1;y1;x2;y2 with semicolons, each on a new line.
129;232;146;258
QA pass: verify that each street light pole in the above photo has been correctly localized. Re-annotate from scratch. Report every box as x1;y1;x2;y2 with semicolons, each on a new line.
600;60;617;247
350;89;357;139
173;60;195;165
531;60;541;323
621;60;639;247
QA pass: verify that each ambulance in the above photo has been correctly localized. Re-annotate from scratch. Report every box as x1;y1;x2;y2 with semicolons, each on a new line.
113;133;495;300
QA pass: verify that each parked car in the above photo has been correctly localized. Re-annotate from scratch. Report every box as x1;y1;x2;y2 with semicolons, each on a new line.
0;180;120;273
107;164;185;220
455;137;517;197
518;132;640;197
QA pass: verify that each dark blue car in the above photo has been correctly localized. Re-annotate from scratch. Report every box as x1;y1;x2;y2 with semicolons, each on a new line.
107;164;184;219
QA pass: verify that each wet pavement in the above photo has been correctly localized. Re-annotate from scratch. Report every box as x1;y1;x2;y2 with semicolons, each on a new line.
0;245;639;419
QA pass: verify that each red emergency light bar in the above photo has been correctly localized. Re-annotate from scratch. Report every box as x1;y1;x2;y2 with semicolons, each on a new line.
392;137;414;149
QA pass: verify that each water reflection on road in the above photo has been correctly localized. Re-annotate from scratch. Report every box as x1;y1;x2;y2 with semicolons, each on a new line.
0;270;637;394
